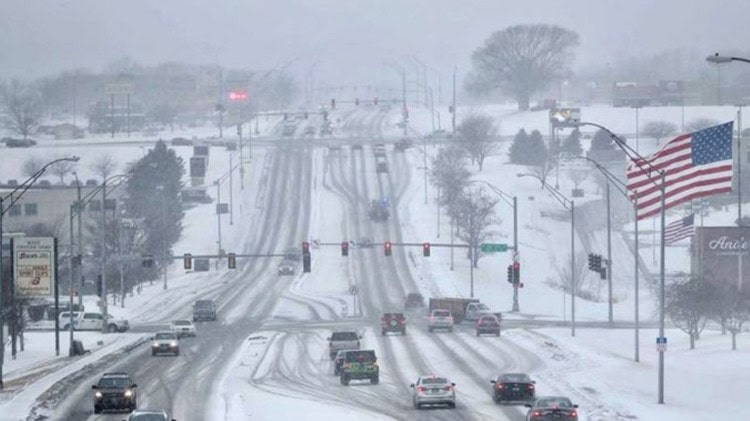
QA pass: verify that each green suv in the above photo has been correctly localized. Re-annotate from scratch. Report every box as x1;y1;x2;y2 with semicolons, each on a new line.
340;350;379;385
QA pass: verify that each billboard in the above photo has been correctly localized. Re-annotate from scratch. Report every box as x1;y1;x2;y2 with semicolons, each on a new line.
691;227;750;289
190;156;207;178
13;237;56;297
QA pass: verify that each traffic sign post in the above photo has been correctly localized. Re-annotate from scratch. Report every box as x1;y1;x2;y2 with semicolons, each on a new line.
656;337;668;353
480;243;508;253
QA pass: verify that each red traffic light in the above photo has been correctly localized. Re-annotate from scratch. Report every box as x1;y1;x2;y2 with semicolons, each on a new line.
513;261;520;270
422;242;431;257
302;241;310;254
384;241;392;257
341;241;349;256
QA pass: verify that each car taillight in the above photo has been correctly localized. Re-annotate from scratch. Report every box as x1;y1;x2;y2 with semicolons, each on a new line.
416;386;426;392
399;320;405;324
533;411;543;416
528;384;535;389
443;385;453;391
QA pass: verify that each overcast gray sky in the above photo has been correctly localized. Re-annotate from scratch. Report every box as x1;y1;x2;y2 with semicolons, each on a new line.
2;0;749;85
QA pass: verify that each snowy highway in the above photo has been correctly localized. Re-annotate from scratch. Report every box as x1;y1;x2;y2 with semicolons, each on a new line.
41;110;543;421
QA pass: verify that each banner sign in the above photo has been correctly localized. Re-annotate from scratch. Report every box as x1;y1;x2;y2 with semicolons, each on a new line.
692;227;750;289
13;237;56;297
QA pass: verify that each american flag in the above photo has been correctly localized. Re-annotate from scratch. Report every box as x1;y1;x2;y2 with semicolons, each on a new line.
664;214;695;244
627;122;734;220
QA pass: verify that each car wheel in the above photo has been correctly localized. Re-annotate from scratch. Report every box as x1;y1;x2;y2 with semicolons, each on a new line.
107;324;118;333
448;402;456;409
341;375;350;386
63;324;70;330
402;328;406;335
371;375;379;385
94;406;101;414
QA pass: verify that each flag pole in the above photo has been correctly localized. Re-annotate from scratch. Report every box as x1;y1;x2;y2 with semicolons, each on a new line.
738;107;743;226
658;170;666;405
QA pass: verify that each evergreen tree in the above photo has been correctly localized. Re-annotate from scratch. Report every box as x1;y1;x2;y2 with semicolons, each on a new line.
124;140;185;266
590;129;616;151
561;128;583;157
509;129;529;164
509;128;548;166
527;129;548;166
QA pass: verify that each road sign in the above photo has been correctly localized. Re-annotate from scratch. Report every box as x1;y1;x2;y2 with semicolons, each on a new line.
480;243;508;253
656;337;668;352
105;82;135;95
216;203;229;215
13;237;56;297
349;285;359;295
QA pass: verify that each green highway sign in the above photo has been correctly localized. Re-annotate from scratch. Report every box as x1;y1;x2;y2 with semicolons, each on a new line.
480;243;508;253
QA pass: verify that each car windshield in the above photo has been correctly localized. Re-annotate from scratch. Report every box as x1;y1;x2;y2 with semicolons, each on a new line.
433;310;450;317
331;332;357;341
130;414;167;421
154;333;176;340
173;320;191;326
344;350;376;363
538;398;574;408
98;377;131;388
195;301;214;308
476;303;490;310
501;374;530;383
421;377;448;385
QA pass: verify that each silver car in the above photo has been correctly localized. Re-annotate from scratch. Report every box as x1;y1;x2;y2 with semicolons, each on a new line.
124;409;176;421
410;376;456;409
428;309;454;333
151;331;179;356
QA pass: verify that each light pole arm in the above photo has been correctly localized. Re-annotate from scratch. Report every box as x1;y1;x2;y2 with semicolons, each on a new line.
469;179;514;207
576;156;629;198
1;156;80;214
517;173;572;211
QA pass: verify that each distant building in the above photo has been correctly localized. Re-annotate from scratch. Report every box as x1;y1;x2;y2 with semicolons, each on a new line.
53;123;85;140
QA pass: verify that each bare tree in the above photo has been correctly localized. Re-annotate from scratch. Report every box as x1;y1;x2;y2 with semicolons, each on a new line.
49;156;77;184
532;159;556;187
452;188;499;268
430;146;471;208
711;282;750;350
567;169;588;190
2;80;43;139
641;121;677;145
21;155;45;177
466;24;579;110
686;118;720;133
91;154;118;181
666;275;714;349
456;113;497;171
555;252;589;297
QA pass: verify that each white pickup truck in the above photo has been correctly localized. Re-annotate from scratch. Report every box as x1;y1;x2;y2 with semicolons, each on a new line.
463;302;501;322
59;312;130;332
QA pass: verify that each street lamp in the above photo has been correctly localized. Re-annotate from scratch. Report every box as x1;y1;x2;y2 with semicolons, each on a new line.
558;113;667;403
468;180;519;311
0;156;79;388
706;53;748;226
517;172;575;336
578;155;641;362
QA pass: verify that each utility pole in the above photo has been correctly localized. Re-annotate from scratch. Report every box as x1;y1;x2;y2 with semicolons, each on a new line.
100;181;109;332
110;93;115;139
606;182;613;326
215;180;223;264
571;200;576;337
74;174;83;308
451;66;457;134
658;171;666;404
512;196;520;312
229;154;234;226
738;106;743;226
402;70;408;136
126;93;131;138
634;192;640;363
68;206;77;354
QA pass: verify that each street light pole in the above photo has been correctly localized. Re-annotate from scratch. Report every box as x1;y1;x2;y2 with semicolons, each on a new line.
100;180;108;332
74;174;83;308
512;195;519;312
68;205;76;354
606;182;613;326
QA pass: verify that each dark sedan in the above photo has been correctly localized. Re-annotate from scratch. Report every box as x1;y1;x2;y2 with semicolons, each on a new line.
491;373;535;404
525;396;579;421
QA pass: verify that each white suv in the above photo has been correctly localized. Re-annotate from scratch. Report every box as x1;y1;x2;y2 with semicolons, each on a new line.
428;309;454;333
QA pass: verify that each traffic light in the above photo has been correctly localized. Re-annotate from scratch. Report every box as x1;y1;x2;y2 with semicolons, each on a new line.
355;98;360;106
384;241;392;257
512;261;520;284
228;253;236;269
331;98;336;109
183;253;192;270
302;241;311;273
96;274;103;297
600;266;607;280
303;253;311;273
283;113;288;120
373;97;378;105
423;242;431;257
341;242;349;257
304;112;309;119
506;265;513;283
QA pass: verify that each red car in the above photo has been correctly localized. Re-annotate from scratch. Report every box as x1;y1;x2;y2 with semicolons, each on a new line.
381;313;406;335
476;314;501;336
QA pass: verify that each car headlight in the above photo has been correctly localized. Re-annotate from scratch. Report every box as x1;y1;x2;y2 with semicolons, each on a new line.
170;341;178;347
95;391;103;399
152;343;159;347
124;389;133;398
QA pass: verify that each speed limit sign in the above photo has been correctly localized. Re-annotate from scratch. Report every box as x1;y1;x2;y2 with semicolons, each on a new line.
349;285;359;295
